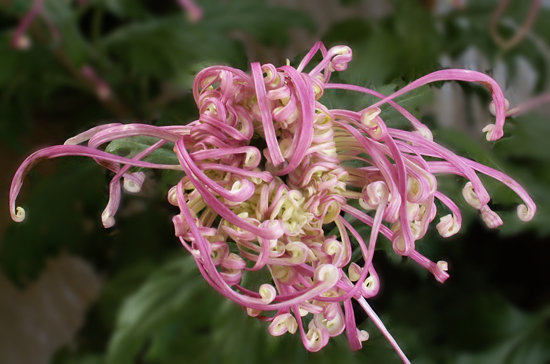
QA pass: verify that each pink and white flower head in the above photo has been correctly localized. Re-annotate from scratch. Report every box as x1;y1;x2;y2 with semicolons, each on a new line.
9;42;536;363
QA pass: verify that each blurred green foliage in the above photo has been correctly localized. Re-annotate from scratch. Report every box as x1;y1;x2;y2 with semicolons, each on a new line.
1;0;549;363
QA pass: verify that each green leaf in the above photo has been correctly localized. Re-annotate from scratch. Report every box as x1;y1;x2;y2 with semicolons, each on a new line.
100;17;242;79
102;0;151;19
106;256;209;364
203;5;316;46
96;260;158;330
105;136;179;166
43;0;91;66
455;306;550;364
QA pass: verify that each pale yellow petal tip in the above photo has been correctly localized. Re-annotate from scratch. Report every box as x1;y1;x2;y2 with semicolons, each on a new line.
287;319;298;334
259;284;276;304
416;127;433;141
436;214;460;237
14;35;32;51
481;206;503;229
436;260;449;272
102;212;115;229
247;308;262;317
63;138;77;145
363;275;378;292
482;124;495;141
358;329;369;342
360;107;381;127
167;185;179;206
482;123;503;141
517;204;533;222
348;263;362;282
12;207;26;222
268;313;297;336
462;182;483;209
314;264;338;285
123;179;141;193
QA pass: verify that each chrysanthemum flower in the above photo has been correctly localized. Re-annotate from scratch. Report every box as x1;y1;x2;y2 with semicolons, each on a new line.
9;42;535;363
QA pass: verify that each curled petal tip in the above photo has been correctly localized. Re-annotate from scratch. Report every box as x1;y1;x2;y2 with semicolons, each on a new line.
360;110;388;140
96;86;112;101
269;313;297;336
304;326;330;352
363;181;389;208
361;107;381;127
247;308;262;317
436;214;460;237
358;329;369;342
101;211;115;228
426;260;450;283
362;275;379;296
261;219;285;239
287;318;298;334
329;46;353;72
172;214;188;237
229;179;255;201
482;123;503;141
268;317;286;336
434;268;450;284
314;264;339;286
12;34;32;50
123;180;140;193
481;206;503;229
123;173;146;193
286;242;309;264
11;207;26;222
331;45;352;55
415;126;433;141
482;124;495;140
244;148;261;168
392;232;413;256
517;204;534;222
167;186;179;206
348;263;362;282
259;284;277;303
462;182;483;209
323;239;341;257
322;201;341;224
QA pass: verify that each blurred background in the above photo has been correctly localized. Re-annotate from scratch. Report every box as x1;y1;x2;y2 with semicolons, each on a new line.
1;0;549;363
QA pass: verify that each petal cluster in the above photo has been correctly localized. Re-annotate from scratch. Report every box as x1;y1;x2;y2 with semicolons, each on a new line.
9;42;535;363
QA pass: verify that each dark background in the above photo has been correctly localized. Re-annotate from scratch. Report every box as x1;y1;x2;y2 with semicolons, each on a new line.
0;0;549;363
